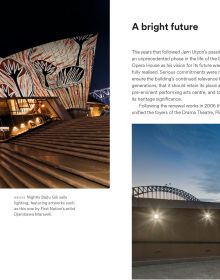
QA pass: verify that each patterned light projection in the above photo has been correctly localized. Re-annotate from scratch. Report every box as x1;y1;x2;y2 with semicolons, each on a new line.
0;35;97;109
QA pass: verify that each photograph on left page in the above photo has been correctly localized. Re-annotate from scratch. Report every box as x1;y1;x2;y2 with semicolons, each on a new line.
0;2;109;189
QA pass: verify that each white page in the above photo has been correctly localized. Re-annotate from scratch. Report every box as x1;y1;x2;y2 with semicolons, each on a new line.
120;0;220;279
1;0;220;279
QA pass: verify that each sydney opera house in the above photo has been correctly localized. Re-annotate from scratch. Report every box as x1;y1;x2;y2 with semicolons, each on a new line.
0;35;109;188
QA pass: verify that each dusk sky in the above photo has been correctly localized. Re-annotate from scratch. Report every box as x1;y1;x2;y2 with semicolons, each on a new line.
132;124;220;202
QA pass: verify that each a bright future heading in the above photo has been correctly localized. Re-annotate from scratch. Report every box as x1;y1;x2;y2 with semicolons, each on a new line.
132;23;198;32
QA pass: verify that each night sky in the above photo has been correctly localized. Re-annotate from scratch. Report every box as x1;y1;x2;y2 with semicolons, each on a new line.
0;0;109;91
133;124;220;202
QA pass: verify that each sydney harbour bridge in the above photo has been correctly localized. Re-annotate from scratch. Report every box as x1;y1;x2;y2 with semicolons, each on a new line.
132;185;200;201
89;87;110;104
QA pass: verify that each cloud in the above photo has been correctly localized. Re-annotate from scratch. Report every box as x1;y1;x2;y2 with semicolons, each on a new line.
155;125;220;161
152;125;220;195
133;124;220;199
193;161;220;193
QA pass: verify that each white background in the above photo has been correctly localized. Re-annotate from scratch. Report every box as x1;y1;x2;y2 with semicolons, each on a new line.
1;0;220;279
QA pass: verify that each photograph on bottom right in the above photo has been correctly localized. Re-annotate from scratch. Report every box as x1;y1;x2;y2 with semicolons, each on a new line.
132;124;220;279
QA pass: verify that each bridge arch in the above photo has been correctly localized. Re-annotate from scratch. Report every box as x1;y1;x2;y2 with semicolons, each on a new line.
89;87;110;104
132;185;200;201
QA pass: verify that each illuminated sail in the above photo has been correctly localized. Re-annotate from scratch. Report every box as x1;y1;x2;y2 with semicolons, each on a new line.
0;35;97;109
